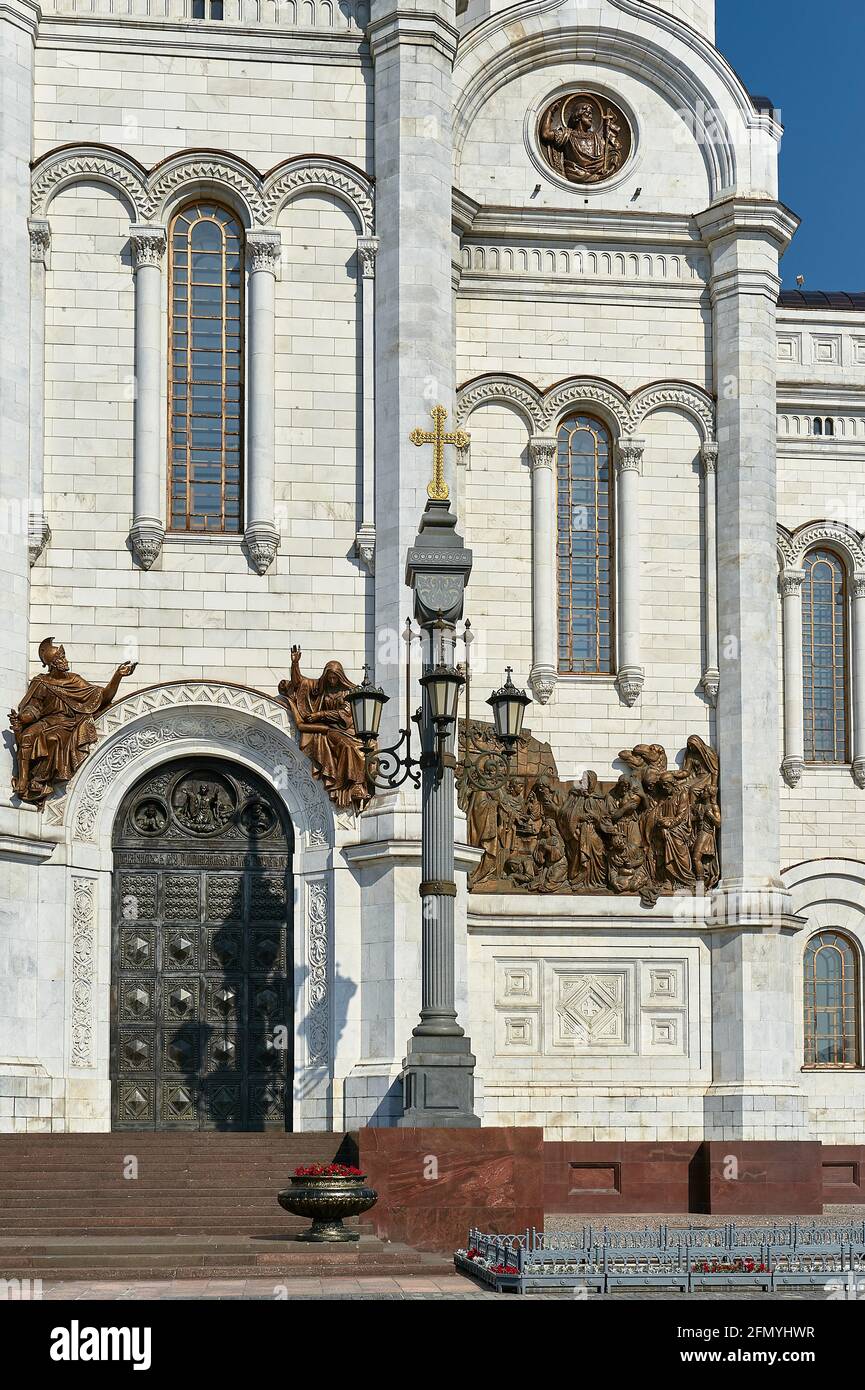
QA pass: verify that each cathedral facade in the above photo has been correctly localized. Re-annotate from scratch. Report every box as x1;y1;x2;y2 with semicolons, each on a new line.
1;0;864;1173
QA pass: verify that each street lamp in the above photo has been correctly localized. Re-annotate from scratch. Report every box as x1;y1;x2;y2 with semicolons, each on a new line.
487;666;532;754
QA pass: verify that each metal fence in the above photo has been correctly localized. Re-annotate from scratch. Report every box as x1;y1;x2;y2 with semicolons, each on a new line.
455;1222;865;1294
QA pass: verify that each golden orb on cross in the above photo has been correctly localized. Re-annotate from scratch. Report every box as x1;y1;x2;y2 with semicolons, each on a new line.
409;404;470;502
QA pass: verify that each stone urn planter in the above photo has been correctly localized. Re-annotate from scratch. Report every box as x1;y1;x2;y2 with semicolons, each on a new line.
278;1164;378;1243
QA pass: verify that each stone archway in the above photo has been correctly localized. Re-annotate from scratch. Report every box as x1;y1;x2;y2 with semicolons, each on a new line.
111;755;293;1131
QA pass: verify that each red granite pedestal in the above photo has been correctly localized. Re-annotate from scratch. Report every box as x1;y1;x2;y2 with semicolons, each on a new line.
696;1141;823;1214
358;1126;545;1254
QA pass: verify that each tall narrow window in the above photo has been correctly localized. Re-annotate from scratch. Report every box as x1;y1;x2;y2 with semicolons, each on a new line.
802;548;848;761
169;203;243;533
557;414;613;674
804;931;860;1067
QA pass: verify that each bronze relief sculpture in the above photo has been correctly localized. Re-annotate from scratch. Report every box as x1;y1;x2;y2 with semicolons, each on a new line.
538;92;631;185
278;646;371;813
458;726;719;907
10;638;137;806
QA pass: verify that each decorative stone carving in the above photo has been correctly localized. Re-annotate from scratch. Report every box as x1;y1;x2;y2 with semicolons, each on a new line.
528;435;556;471
28;217;51;264
70;876;96;1069
243;521;280;575
538;92;631;185
10;639;137;806
458;725;720;907
354;522;376;573
129;224;166;269
246;228;282;275
278;648;371;812
357;235;379;278
781;756;805;788
28;514;51;567
306;879;329;1064
700;440;719;473
699;668;720;705
852;759;865;790
616;440;644;473
615;667;645;707
529;666;557;705
259;157;374;233
128;518;165;570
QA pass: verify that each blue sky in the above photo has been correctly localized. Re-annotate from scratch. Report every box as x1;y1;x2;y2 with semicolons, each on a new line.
717;0;864;289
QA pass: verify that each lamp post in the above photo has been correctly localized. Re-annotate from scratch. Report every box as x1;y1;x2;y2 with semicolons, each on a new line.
347;409;532;1126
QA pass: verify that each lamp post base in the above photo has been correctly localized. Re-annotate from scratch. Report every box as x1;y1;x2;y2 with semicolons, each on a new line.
398;1034;481;1128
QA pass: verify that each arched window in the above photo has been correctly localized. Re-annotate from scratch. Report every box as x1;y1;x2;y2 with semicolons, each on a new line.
192;0;223;17
556;414;614;674
813;417;823;436
825;417;835;437
802;548;849;762
168;202;243;533
804;931;860;1067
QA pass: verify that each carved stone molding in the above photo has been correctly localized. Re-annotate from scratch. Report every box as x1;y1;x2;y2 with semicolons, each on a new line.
243;522;280;575
781;756;804;788
31;147;375;236
128;519;165;570
70;876;96;1069
616;440;644;473
28;514;51;567
354;522;376;574
529;665;557;705
699;667;719;706
853;759;865;790
306;879;329;1064
615;666;645;707
46;682;332;850
779;567;805;598
357;235;379;278
129;224;166;270
700;440;719;473
528;435;556;471
853;573;865;601
246;228;282;275
778;520;865;574
456;373;716;445
28;217;51;265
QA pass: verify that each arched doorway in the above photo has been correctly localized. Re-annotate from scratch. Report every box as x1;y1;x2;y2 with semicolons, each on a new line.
110;756;293;1130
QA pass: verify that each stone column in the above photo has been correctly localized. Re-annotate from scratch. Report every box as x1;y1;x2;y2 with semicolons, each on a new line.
614;438;644;706
27;219;51;567
697;198;805;1143
355;236;379;573
128;225;167;569
780;567;805;788
699;440;719;704
852;572;865;789
368;0;459;730
528;434;557;704
244;228;281;575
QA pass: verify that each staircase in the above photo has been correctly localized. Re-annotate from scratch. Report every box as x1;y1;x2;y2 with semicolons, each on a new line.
0;1133;453;1282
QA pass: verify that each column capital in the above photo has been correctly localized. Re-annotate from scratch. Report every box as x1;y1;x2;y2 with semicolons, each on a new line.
853;570;865;600
615;666;644;707
129;224;167;270
28;217;50;265
528;435;556;471
616;438;644;473
357;235;380;278
779;567;805;597
246;228;281;275
700;440;719;473
694;197;800;252
367;7;460;62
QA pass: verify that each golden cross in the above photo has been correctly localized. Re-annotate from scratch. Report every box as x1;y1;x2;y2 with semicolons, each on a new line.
409;405;470;502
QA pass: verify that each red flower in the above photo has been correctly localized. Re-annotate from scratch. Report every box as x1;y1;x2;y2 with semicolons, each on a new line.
294;1163;363;1177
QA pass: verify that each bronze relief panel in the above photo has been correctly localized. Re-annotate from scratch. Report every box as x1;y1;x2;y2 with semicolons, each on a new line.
538;92;632;185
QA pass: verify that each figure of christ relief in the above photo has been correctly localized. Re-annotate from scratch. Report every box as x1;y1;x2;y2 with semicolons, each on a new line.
9;638;137;806
459;724;721;905
538;94;629;185
278;646;371;813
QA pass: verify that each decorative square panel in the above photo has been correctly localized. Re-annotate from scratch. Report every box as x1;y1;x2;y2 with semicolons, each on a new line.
206;874;244;922
776;333;801;364
119;1032;152;1072
163;874;200;921
163;977;199;1022
161;1027;198;1074
250;1079;285;1123
120;982;155;1022
117;1081;154;1123
642;962;685;1006
201;1081;241;1126
494;959;539;1008
811;333;841;365
642;1014;685;1053
120;927;155;972
249;929;283;973
205;926;243;972
553;971;627;1049
852;337;865;366
118;873;158;922
206;977;243;1025
163;927;199;972
494;1012;538;1055
249;874;287;921
205;1032;242;1074
162;1081;196;1122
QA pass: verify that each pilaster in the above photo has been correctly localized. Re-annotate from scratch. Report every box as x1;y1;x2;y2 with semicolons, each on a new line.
614;437;644;707
128;224;167;570
244;227;282;575
527;434;557;704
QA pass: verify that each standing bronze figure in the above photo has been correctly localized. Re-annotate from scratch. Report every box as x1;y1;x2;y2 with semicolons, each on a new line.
9;638;137;806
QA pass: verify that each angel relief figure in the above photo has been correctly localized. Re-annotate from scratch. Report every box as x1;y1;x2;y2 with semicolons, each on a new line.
538;93;630;185
278;646;371;813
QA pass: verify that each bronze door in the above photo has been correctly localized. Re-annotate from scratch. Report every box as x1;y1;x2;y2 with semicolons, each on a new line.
111;757;293;1130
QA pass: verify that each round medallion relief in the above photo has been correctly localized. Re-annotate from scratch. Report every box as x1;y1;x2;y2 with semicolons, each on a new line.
537;92;632;185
